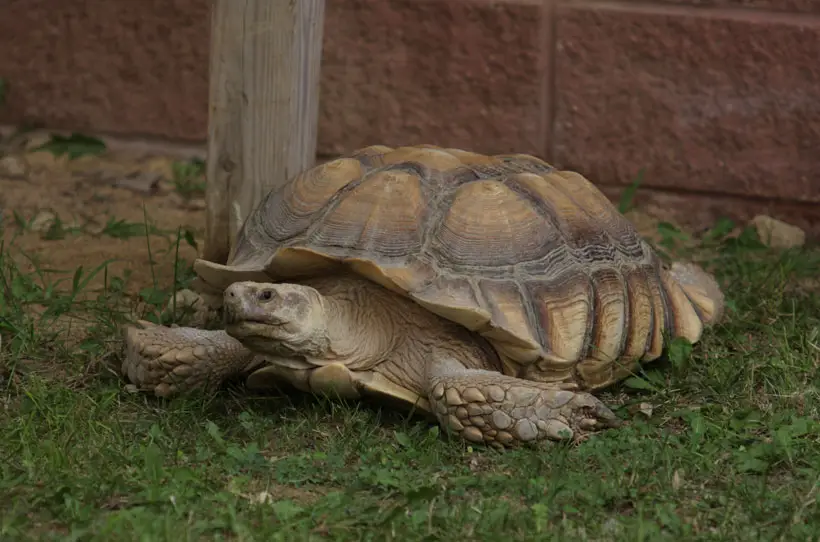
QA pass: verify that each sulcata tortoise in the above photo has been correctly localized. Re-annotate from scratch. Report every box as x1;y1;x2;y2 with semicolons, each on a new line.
122;145;724;448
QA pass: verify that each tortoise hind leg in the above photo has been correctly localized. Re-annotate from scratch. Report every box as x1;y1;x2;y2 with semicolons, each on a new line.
425;355;621;448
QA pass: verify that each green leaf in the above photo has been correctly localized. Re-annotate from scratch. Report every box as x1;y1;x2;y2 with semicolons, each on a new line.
736;456;770;474
786;417;812;437
206;421;225;447
623;377;655;391
394;431;412;448
403;485;440;503
703;217;735;240
721;226;766;253
143;442;165;483
271;499;305;521
181;228;198;250
71;266;84;295
687;413;707;447
139;287;167;307
657;222;689;240
618;169;644;213
667;337;693;369
32;132;107;160
101;218;149;239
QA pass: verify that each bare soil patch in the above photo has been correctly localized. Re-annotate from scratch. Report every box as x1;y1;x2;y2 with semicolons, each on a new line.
1;137;205;295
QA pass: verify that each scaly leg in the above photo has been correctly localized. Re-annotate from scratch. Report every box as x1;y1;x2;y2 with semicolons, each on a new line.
426;356;621;448
166;286;224;327
122;320;263;398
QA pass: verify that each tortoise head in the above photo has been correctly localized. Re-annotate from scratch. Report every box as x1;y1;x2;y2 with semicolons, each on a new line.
222;281;330;358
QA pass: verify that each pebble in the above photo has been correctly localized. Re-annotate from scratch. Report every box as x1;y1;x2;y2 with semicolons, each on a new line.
0;154;29;179
751;215;805;249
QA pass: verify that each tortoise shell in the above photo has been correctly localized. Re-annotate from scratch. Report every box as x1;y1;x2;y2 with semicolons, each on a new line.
194;145;718;390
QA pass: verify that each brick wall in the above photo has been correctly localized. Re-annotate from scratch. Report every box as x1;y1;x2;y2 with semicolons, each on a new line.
1;0;818;236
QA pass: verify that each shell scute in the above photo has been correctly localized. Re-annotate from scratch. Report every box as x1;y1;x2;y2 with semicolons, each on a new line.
621;267;656;362
525;272;594;366
476;279;542;357
261;157;365;242
409;274;490;331
643;269;669;362
308;168;426;259
377;146;466;172
431;179;558;268
587;268;628;364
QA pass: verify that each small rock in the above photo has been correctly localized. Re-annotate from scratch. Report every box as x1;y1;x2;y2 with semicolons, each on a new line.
113;171;163;195
751;215;805;249
671;469;683;491
29;210;57;232
168;192;206;210
250;491;273;505
0;154;30;180
627;402;654;418
24;132;52;151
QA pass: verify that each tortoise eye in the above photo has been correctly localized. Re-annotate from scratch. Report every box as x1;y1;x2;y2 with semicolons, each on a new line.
258;289;274;302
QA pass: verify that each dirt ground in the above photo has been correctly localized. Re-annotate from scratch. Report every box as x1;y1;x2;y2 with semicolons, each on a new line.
0;132;207;296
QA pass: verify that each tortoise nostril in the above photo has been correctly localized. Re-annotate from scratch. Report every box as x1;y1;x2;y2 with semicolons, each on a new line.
258;289;274;302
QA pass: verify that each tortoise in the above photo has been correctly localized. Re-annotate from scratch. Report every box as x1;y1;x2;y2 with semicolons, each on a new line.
122;144;724;448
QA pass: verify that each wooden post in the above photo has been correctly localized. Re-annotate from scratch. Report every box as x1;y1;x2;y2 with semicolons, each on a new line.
203;0;326;264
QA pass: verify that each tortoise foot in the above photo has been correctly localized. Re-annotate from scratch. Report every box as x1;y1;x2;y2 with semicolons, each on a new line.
121;320;256;398
427;360;621;448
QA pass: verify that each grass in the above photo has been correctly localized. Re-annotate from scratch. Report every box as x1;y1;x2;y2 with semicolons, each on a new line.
171;158;206;200
0;214;818;541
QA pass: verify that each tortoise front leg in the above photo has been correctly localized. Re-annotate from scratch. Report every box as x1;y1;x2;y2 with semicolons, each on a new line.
425;356;622;448
167;283;224;327
122;321;262;398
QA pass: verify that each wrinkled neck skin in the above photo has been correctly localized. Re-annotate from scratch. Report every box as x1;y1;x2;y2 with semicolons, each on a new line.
242;274;503;394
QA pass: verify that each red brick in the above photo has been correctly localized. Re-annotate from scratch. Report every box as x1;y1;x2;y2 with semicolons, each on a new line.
0;0;210;141
552;6;820;203
319;0;546;156
625;0;820;14
0;0;547;156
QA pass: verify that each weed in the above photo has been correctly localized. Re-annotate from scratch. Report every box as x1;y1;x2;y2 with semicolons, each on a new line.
618;169;645;214
31;133;107;160
171;158;206;199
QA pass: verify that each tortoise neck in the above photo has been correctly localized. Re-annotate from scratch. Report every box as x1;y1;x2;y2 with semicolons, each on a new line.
298;275;402;371
296;275;503;393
